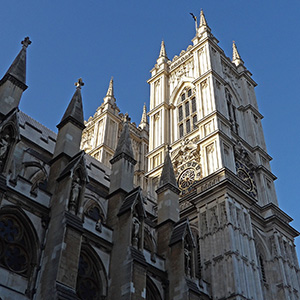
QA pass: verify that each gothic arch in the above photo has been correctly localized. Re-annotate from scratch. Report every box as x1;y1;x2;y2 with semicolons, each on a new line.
0;205;39;279
76;244;108;300
23;161;48;193
83;194;106;222
170;79;195;107
146;276;163;300
253;229;271;284
170;80;197;142
224;84;241;106
253;229;271;260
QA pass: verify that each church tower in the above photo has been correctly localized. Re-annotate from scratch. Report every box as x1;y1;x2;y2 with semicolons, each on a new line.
147;10;300;300
81;78;149;191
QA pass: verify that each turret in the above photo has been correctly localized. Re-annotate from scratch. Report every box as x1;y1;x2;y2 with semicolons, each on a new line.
47;79;85;194
0;37;31;118
54;78;85;158
109;114;137;194
156;149;180;225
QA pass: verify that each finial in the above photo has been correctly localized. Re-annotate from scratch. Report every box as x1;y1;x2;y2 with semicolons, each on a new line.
232;41;244;66
167;145;172;153
159;40;167;58
106;76;114;97
21;37;31;49
75;78;84;89
199;9;207;27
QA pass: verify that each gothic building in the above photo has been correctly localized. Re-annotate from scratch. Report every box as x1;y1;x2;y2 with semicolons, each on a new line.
0;10;299;300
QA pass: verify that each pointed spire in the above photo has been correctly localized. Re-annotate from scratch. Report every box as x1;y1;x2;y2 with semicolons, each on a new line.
106;76;114;97
103;76;116;104
158;148;178;190
57;78;85;130
159;40;167;58
199;9;208;27
2;37;31;89
156;147;180;225
139;103;148;124
139;103;149;130
110;114;136;164
232;41;244;66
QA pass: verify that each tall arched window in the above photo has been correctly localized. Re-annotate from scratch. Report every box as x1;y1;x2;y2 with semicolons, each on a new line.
259;254;267;283
146;276;163;300
191;228;201;279
0;208;38;278
225;88;238;134
177;88;197;139
76;247;107;300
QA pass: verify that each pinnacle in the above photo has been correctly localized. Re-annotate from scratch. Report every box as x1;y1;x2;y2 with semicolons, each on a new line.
158;151;178;189
199;9;208;27
57;79;85;130
106;76;114;97
159;40;167;58
140;103;148;125
232;41;244;66
4;37;32;86
111;119;135;163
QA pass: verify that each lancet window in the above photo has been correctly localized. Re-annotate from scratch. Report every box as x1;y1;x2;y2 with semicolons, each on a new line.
225;88;238;134
178;88;197;139
259;255;267;283
76;248;106;300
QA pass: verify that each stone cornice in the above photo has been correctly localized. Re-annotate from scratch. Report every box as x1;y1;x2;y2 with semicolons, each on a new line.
156;182;180;195
238;104;264;119
110;152;137;166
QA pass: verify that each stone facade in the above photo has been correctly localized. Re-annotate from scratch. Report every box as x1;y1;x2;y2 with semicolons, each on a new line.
0;11;299;300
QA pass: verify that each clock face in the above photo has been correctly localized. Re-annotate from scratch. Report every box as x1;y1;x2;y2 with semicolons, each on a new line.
177;162;202;192
237;169;253;191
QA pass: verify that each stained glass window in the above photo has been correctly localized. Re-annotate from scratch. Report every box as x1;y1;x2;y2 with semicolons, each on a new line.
0;215;33;277
76;251;102;300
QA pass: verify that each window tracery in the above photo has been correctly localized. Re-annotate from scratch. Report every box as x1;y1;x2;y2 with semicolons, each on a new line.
0;213;36;277
76;248;106;300
177;88;197;139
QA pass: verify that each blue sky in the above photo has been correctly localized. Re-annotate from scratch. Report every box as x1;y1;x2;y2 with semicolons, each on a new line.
1;1;300;253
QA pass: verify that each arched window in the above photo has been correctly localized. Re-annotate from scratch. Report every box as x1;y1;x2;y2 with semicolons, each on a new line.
225;88;238;134
0;208;37;278
259;254;266;282
146;276;163;300
76;247;107;300
177;88;197;139
191;228;201;279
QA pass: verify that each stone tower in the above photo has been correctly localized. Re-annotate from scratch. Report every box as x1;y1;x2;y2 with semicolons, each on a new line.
147;10;300;300
81;78;149;191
